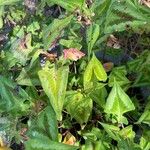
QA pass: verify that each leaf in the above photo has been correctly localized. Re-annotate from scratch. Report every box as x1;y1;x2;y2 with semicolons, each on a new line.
10;34;33;65
38;66;69;121
89;84;107;108
119;125;135;140
137;101;150;125
137;110;150;125
28;106;58;141
104;80;135;123
0;0;21;6
49;0;85;12
60;39;82;50
91;0;111;18
0;75;32;115
63;48;85;61
65;91;93;125
108;66;130;88
25;131;78;150
63;132;76;145
140;137;150;150
16;61;41;86
43;15;73;50
84;54;107;88
93;54;107;81
100;122;120;141
86;24;100;59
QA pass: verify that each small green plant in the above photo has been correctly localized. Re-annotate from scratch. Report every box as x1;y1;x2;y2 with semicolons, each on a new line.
0;0;150;149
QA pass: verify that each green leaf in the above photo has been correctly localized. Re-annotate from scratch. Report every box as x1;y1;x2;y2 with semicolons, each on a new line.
10;33;33;65
104;80;135;123
91;0;111;18
38;66;69;121
28;106;58;141
86;24;100;59
0;75;32;115
49;0;85;12
0;0;21;5
93;54;107;81
43;15;73;50
16;61;41;86
119;125;135;140
27;21;40;35
140;137;150;150
89;84;107;108
25;131;78;150
108;66;130;88
59;39;82;50
117;138;141;150
137;101;150;125
65;91;93;125
100;122;120;141
84;54;107;88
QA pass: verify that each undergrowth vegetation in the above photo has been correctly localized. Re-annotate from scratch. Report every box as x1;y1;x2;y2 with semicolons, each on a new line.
0;0;150;150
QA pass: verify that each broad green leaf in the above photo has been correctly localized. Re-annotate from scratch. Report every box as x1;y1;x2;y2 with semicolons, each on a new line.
0;0;21;5
0;75;32;115
43;15;73;50
84;54;107;88
89;84;107;108
83;58;93;87
93;54;107;81
16;61;41;86
108;66;130;88
60;39;82;50
38;66;69;121
137;101;150;125
140;137;150;150
86;24;100;59
100;122;120;141
49;0;85;12
27;21;40;35
91;0;111;18
119;125;135;140
25;131;78;150
104;81;135;123
65;91;93;125
10;33;33;65
117;139;141;150
28;106;58;141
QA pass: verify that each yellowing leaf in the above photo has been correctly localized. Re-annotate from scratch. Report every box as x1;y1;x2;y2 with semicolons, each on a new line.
83;54;107;89
38;66;69;121
63;132;76;146
93;54;107;81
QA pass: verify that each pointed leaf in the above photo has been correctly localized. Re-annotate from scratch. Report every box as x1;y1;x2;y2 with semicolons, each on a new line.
43;15;73;50
84;54;107;88
38;66;69;120
93;54;107;81
105;81;135;123
86;24;100;58
65;92;93;125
